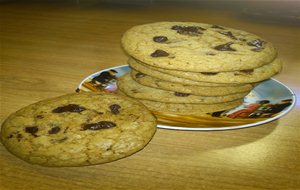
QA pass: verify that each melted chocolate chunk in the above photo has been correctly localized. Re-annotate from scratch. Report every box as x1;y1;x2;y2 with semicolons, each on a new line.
52;104;86;113
109;104;121;114
219;31;237;40
201;72;218;75
214;42;236;51
247;39;265;48
48;126;61;134
153;36;168;43
171;25;204;36
174;92;190;97
211;25;225;30
151;50;169;57
25;126;38;137
82;121;116;131
135;72;146;78
247;39;265;52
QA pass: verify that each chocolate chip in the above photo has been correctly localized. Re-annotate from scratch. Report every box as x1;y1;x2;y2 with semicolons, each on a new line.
48;126;61;134
7;134;13;139
239;38;247;41
25;126;38;137
214;42;236;51
36;115;44;119
240;69;254;74
81;121;116;131
211;25;225;30
247;39;265;52
151;50;169;57
135;72;146;78
171;25;182;30
52;104;86;113
174;92;190;97
16;134;23;141
75;88;80;93
201;72;218;75
153;36;168;43
219;31;237;40
171;25;204;36
247;39;265;48
109;104;121;114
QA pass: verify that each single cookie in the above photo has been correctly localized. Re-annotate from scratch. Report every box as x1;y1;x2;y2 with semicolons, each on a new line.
139;99;244;115
134;58;282;84
117;73;249;104
128;58;244;87
131;70;254;96
121;22;277;72
1;92;157;167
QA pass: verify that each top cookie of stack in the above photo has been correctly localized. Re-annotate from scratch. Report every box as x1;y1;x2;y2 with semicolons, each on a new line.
121;21;279;73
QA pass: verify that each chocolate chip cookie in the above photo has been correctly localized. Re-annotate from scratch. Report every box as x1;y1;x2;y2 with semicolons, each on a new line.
130;58;282;84
128;58;242;87
131;70;254;96
121;22;277;72
139;99;244;115
1;92;157;166
117;73;249;104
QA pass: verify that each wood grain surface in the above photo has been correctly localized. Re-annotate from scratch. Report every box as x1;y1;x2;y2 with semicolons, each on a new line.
0;1;299;190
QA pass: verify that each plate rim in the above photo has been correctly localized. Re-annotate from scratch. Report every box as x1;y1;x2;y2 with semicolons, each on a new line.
78;65;297;131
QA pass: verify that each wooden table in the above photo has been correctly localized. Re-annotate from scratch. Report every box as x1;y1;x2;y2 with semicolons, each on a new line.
1;1;299;189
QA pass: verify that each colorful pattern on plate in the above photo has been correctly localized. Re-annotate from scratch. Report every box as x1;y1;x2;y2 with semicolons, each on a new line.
78;65;296;130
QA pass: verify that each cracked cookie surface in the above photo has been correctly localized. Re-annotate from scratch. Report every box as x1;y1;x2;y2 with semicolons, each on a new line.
1;92;156;167
121;22;277;72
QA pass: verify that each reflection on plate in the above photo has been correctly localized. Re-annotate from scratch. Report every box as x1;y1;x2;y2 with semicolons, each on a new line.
78;65;296;131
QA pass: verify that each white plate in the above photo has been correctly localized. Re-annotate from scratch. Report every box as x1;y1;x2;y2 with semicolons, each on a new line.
78;65;296;131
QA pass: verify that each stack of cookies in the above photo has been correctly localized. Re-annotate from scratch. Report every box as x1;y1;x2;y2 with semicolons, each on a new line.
119;22;282;115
